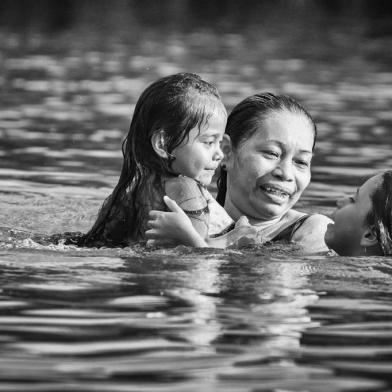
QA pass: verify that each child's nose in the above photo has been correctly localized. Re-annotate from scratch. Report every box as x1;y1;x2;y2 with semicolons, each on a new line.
336;197;348;208
214;145;224;161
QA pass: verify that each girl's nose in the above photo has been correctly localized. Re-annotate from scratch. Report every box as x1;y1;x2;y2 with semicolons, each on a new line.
214;144;224;161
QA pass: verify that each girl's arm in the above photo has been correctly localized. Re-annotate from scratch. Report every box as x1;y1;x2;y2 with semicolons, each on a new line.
146;196;208;247
146;197;259;248
164;176;210;241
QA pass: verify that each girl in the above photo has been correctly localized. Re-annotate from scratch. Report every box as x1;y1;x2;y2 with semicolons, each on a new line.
80;73;229;247
146;93;332;253
325;170;392;256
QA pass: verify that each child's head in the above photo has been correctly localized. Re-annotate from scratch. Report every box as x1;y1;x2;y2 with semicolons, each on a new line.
163;106;226;186
123;72;226;184
217;93;317;221
89;73;226;243
325;170;392;256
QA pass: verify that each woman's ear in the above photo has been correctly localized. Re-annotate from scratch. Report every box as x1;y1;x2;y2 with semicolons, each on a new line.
220;134;234;168
151;131;169;159
360;225;378;247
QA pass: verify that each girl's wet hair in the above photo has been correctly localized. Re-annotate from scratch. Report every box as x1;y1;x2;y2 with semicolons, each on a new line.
216;92;317;206
366;170;392;255
83;72;224;245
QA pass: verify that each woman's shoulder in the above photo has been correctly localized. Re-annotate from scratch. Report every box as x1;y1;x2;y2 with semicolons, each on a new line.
164;175;208;211
291;212;333;253
298;213;332;229
285;209;332;230
283;209;307;222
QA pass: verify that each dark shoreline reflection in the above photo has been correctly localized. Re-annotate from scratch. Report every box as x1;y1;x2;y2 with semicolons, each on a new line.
1;0;392;34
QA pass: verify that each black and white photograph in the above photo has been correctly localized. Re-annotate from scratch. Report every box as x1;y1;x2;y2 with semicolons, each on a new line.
0;1;392;391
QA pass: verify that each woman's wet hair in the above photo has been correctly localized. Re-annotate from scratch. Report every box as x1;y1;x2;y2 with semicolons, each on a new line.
365;170;392;255
83;72;224;245
216;93;317;206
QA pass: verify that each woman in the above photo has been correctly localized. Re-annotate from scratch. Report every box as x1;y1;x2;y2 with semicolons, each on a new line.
325;170;392;256
146;93;332;253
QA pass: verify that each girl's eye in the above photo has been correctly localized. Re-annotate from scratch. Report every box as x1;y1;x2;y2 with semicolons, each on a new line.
349;196;355;203
204;140;215;146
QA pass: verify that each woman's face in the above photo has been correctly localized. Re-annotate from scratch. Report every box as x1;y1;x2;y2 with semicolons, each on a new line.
223;110;314;222
324;174;381;256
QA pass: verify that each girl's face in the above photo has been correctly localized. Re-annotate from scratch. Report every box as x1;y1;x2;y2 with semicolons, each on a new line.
324;174;381;256
171;107;226;186
224;110;314;222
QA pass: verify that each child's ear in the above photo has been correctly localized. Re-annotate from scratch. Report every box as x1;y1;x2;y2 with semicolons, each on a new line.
151;131;169;159
360;225;378;248
220;134;233;168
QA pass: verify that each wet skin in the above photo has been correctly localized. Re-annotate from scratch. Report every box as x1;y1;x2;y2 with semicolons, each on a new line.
223;110;314;222
324;174;381;256
171;105;227;186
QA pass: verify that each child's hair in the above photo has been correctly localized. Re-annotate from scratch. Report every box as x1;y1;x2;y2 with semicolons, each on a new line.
365;170;392;255
216;93;317;206
83;72;224;245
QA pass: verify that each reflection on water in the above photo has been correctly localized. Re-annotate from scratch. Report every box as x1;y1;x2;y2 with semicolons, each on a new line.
1;5;392;391
1;248;390;391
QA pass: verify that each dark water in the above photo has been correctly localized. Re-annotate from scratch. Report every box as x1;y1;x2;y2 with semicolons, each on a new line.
1;7;392;391
0;249;391;391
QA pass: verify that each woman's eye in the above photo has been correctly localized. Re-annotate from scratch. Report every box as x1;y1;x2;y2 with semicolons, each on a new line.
295;159;310;168
263;150;279;158
349;196;355;203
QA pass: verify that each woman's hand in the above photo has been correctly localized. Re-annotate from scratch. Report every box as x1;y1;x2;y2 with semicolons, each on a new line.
231;216;260;247
146;196;208;247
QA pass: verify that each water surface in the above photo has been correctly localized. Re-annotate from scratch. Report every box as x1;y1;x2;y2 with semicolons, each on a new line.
1;10;392;391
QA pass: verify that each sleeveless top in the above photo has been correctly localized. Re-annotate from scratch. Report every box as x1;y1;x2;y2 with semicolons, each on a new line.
209;205;310;244
269;214;310;242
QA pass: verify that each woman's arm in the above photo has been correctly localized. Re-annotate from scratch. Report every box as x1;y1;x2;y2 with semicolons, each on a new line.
291;213;332;254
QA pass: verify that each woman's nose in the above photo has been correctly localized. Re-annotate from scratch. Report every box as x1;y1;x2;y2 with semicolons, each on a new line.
272;160;294;181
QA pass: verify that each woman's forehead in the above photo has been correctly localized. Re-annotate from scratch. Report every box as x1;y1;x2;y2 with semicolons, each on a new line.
264;109;313;130
243;111;314;147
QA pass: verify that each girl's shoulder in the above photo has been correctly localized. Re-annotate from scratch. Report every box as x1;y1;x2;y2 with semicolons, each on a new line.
164;175;208;211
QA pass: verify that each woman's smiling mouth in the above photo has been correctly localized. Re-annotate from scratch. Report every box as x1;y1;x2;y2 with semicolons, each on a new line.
259;184;292;202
